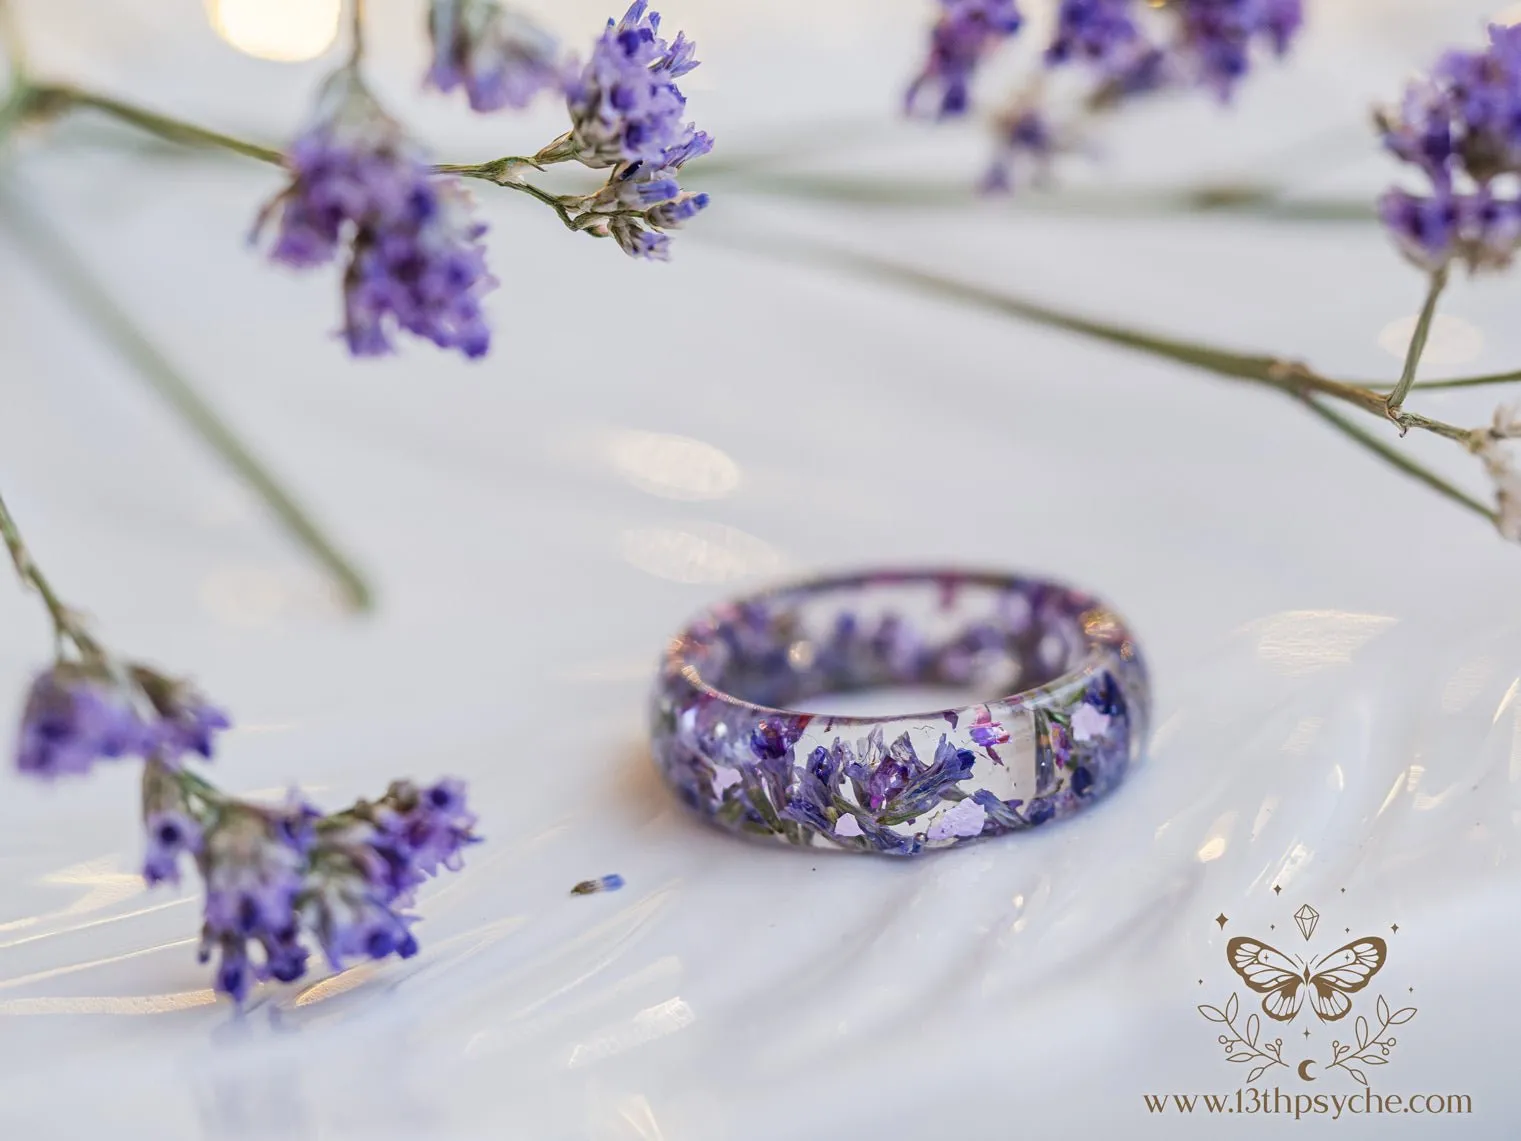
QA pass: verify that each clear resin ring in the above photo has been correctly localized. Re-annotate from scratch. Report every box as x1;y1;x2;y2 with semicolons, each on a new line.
650;569;1150;856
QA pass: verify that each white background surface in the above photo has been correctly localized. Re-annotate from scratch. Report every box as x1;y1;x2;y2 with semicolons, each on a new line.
0;1;1519;1137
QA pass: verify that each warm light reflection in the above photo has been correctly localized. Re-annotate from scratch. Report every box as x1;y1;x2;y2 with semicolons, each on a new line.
608;429;742;501
1377;313;1484;368
1195;811;1237;863
1281;716;1323;757
1249;610;1397;676
620;524;781;584
0;991;217;1016
567;997;696;1068
208;0;342;62
1441;656;1494;714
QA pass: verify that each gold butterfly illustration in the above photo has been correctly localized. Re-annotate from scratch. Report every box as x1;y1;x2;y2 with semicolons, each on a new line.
1226;936;1387;1023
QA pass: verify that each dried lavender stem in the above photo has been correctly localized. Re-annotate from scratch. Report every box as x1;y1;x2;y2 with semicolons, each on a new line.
1301;399;1496;523
735;235;1498;523
0;189;375;612
0;0;22;81
0;488;100;655
349;0;367;66
22;83;577;227
30;84;285;164
1385;267;1449;423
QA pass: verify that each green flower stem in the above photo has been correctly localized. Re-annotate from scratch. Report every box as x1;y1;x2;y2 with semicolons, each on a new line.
1409;368;1521;392
725;233;1493;523
26;84;285;165
349;0;367;66
0;488;101;656
705;171;1375;222
173;764;230;810
1385;267;1449;424
0;187;376;612
20;83;579;230
0;0;23;82
1301;398;1496;524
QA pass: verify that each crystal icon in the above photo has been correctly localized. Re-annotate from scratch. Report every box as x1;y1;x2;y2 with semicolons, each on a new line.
1294;903;1319;942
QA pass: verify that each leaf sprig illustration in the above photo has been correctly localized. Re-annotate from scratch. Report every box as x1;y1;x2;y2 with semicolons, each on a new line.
1327;995;1417;1087
1198;992;1288;1084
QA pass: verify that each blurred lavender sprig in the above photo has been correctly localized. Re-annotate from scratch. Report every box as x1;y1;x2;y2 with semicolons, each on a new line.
908;0;1304;190
427;0;565;112
1377;24;1521;276
2;2;714;360
0;490;478;1005
905;0;1025;119
0;1;710;609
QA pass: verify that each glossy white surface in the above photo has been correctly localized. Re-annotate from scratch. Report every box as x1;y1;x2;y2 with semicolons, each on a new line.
0;1;1518;1136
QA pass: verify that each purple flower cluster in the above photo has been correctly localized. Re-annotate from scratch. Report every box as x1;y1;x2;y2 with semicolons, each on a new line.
427;0;565;113
564;1;702;168
1378;25;1521;273
261;71;496;359
1045;0;1302;100
182;779;477;1004
578;130;713;260
1175;0;1302;98
1046;0;1139;69
198;802;315;1002
549;5;713;259
906;0;1025;119
16;663;229;779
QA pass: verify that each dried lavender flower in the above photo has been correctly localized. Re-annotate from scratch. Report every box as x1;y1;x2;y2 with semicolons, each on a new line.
1047;0;1303;100
1378;25;1521;273
16;664;146;779
131;665;231;762
913;0;1303;193
1477;404;1521;542
259;69;497;359
427;0;565;112
197;799;315;1002
177;778;480;1004
4;496;479;1007
906;0;1025;119
566;127;714;260
559;1;703;169
1045;0;1138;70
982;105;1057;192
141;758;204;885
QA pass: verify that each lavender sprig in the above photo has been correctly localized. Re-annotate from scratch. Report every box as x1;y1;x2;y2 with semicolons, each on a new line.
258;69;498;359
905;0;1024;120
1375;20;1521;429
908;0;1305;190
1;490;479;1005
426;0;565;113
729;233;1521;543
1377;25;1521;277
5;2;714;336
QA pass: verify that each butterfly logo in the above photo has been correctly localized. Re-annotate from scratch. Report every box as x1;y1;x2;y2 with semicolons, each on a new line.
1226;936;1387;1023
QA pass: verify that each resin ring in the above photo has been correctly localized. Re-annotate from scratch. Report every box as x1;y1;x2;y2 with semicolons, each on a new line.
650;569;1149;855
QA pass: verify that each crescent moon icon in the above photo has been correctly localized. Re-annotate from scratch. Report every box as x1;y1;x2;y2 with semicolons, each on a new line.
1297;1059;1317;1082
